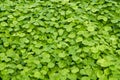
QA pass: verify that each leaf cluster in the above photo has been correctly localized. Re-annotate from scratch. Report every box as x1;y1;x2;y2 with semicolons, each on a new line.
0;0;120;80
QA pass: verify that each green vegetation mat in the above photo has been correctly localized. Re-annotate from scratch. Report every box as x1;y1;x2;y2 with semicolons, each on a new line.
0;0;120;80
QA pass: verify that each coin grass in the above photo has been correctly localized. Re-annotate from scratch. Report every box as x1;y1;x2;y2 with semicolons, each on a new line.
0;0;120;80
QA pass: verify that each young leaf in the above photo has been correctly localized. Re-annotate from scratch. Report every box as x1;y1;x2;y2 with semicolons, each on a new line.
68;32;76;38
58;29;64;36
71;66;79;73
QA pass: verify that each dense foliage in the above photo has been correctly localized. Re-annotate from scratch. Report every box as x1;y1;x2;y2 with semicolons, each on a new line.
0;0;120;80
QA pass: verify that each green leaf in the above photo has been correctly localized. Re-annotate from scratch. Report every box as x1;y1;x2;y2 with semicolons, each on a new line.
87;26;95;31
71;66;79;73
0;63;6;70
6;49;15;57
91;47;99;53
58;61;66;68
97;15;108;21
75;37;83;42
65;25;72;32
116;50;120;55
68;32;76;38
8;15;14;18
58;29;64;36
81;76;90;80
1;22;8;26
104;68;110;75
62;0;69;4
68;73;77;80
24;39;30;43
58;52;66;58
17;64;23;70
109;76;119;80
34;71;43;79
97;58;113;67
41;69;47;75
60;68;69;75
48;62;55;68
41;52;51;62
66;17;74;22
41;52;50;58
3;42;9;47
7;69;14;74
72;55;79;61
104;26;112;31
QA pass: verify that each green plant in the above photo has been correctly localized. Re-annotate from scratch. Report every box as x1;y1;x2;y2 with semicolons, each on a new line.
0;0;120;80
